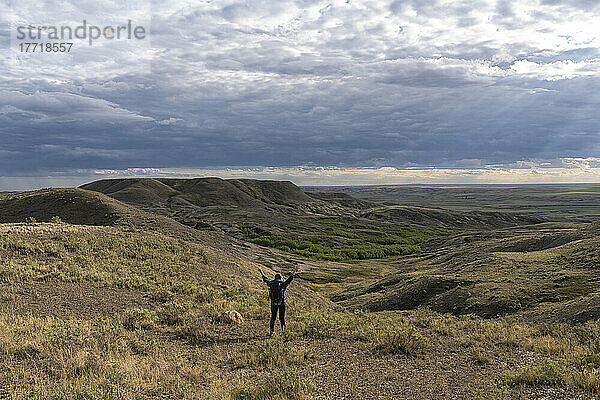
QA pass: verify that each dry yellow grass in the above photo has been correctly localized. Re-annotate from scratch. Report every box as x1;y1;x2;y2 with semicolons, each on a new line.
1;222;600;399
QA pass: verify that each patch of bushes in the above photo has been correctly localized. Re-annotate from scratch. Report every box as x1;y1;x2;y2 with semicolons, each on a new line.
176;315;219;344
122;308;157;330
295;310;378;342
503;360;564;387
157;300;195;326
373;325;429;357
296;312;345;339
231;339;310;369
249;234;421;261
230;368;315;400
243;219;450;261
503;359;600;393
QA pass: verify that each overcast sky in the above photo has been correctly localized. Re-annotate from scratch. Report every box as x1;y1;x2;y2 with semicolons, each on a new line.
1;0;600;189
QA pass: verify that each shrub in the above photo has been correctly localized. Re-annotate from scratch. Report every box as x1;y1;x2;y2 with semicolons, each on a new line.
25;216;37;224
232;340;309;369
176;316;219;344
295;310;377;341
503;360;564;387
231;368;315;400
122;308;157;330
50;215;62;224
296;312;343;339
373;325;429;357
156;300;194;326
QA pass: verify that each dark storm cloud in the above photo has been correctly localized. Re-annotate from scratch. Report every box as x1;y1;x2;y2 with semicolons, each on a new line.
1;0;599;175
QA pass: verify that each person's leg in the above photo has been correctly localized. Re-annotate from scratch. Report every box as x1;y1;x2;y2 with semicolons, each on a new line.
269;302;278;335
279;303;286;332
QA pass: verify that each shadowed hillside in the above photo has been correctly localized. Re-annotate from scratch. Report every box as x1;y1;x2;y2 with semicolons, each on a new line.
81;177;313;209
363;205;543;229
228;178;313;205
0;188;223;245
78;179;179;206
0;188;132;226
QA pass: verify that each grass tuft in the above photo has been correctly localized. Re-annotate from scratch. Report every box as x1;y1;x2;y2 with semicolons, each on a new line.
372;324;429;357
503;360;563;387
230;368;315;400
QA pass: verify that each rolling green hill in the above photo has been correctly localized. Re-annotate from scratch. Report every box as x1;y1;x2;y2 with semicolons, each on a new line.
0;188;230;247
80;177;313;209
307;221;600;324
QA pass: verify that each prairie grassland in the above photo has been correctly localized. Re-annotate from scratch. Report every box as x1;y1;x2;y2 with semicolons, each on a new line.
3;305;600;399
307;185;600;221
1;222;600;399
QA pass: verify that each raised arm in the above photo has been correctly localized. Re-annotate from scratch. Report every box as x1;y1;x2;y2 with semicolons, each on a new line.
259;268;269;283
283;265;299;286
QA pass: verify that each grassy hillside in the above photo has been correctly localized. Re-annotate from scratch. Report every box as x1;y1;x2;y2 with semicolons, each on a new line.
0;221;305;398
0;188;131;226
81;177;313;209
0;188;195;236
301;221;600;324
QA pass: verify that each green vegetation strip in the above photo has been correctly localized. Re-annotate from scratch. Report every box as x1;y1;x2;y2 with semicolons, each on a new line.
246;221;451;261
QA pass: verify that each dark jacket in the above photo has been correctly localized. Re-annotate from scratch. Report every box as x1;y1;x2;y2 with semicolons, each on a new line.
263;274;294;305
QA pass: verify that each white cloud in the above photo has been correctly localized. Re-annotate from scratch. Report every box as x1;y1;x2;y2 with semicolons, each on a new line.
511;59;600;81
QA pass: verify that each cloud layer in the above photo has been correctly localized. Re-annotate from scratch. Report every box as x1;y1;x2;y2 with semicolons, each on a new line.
1;0;599;182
